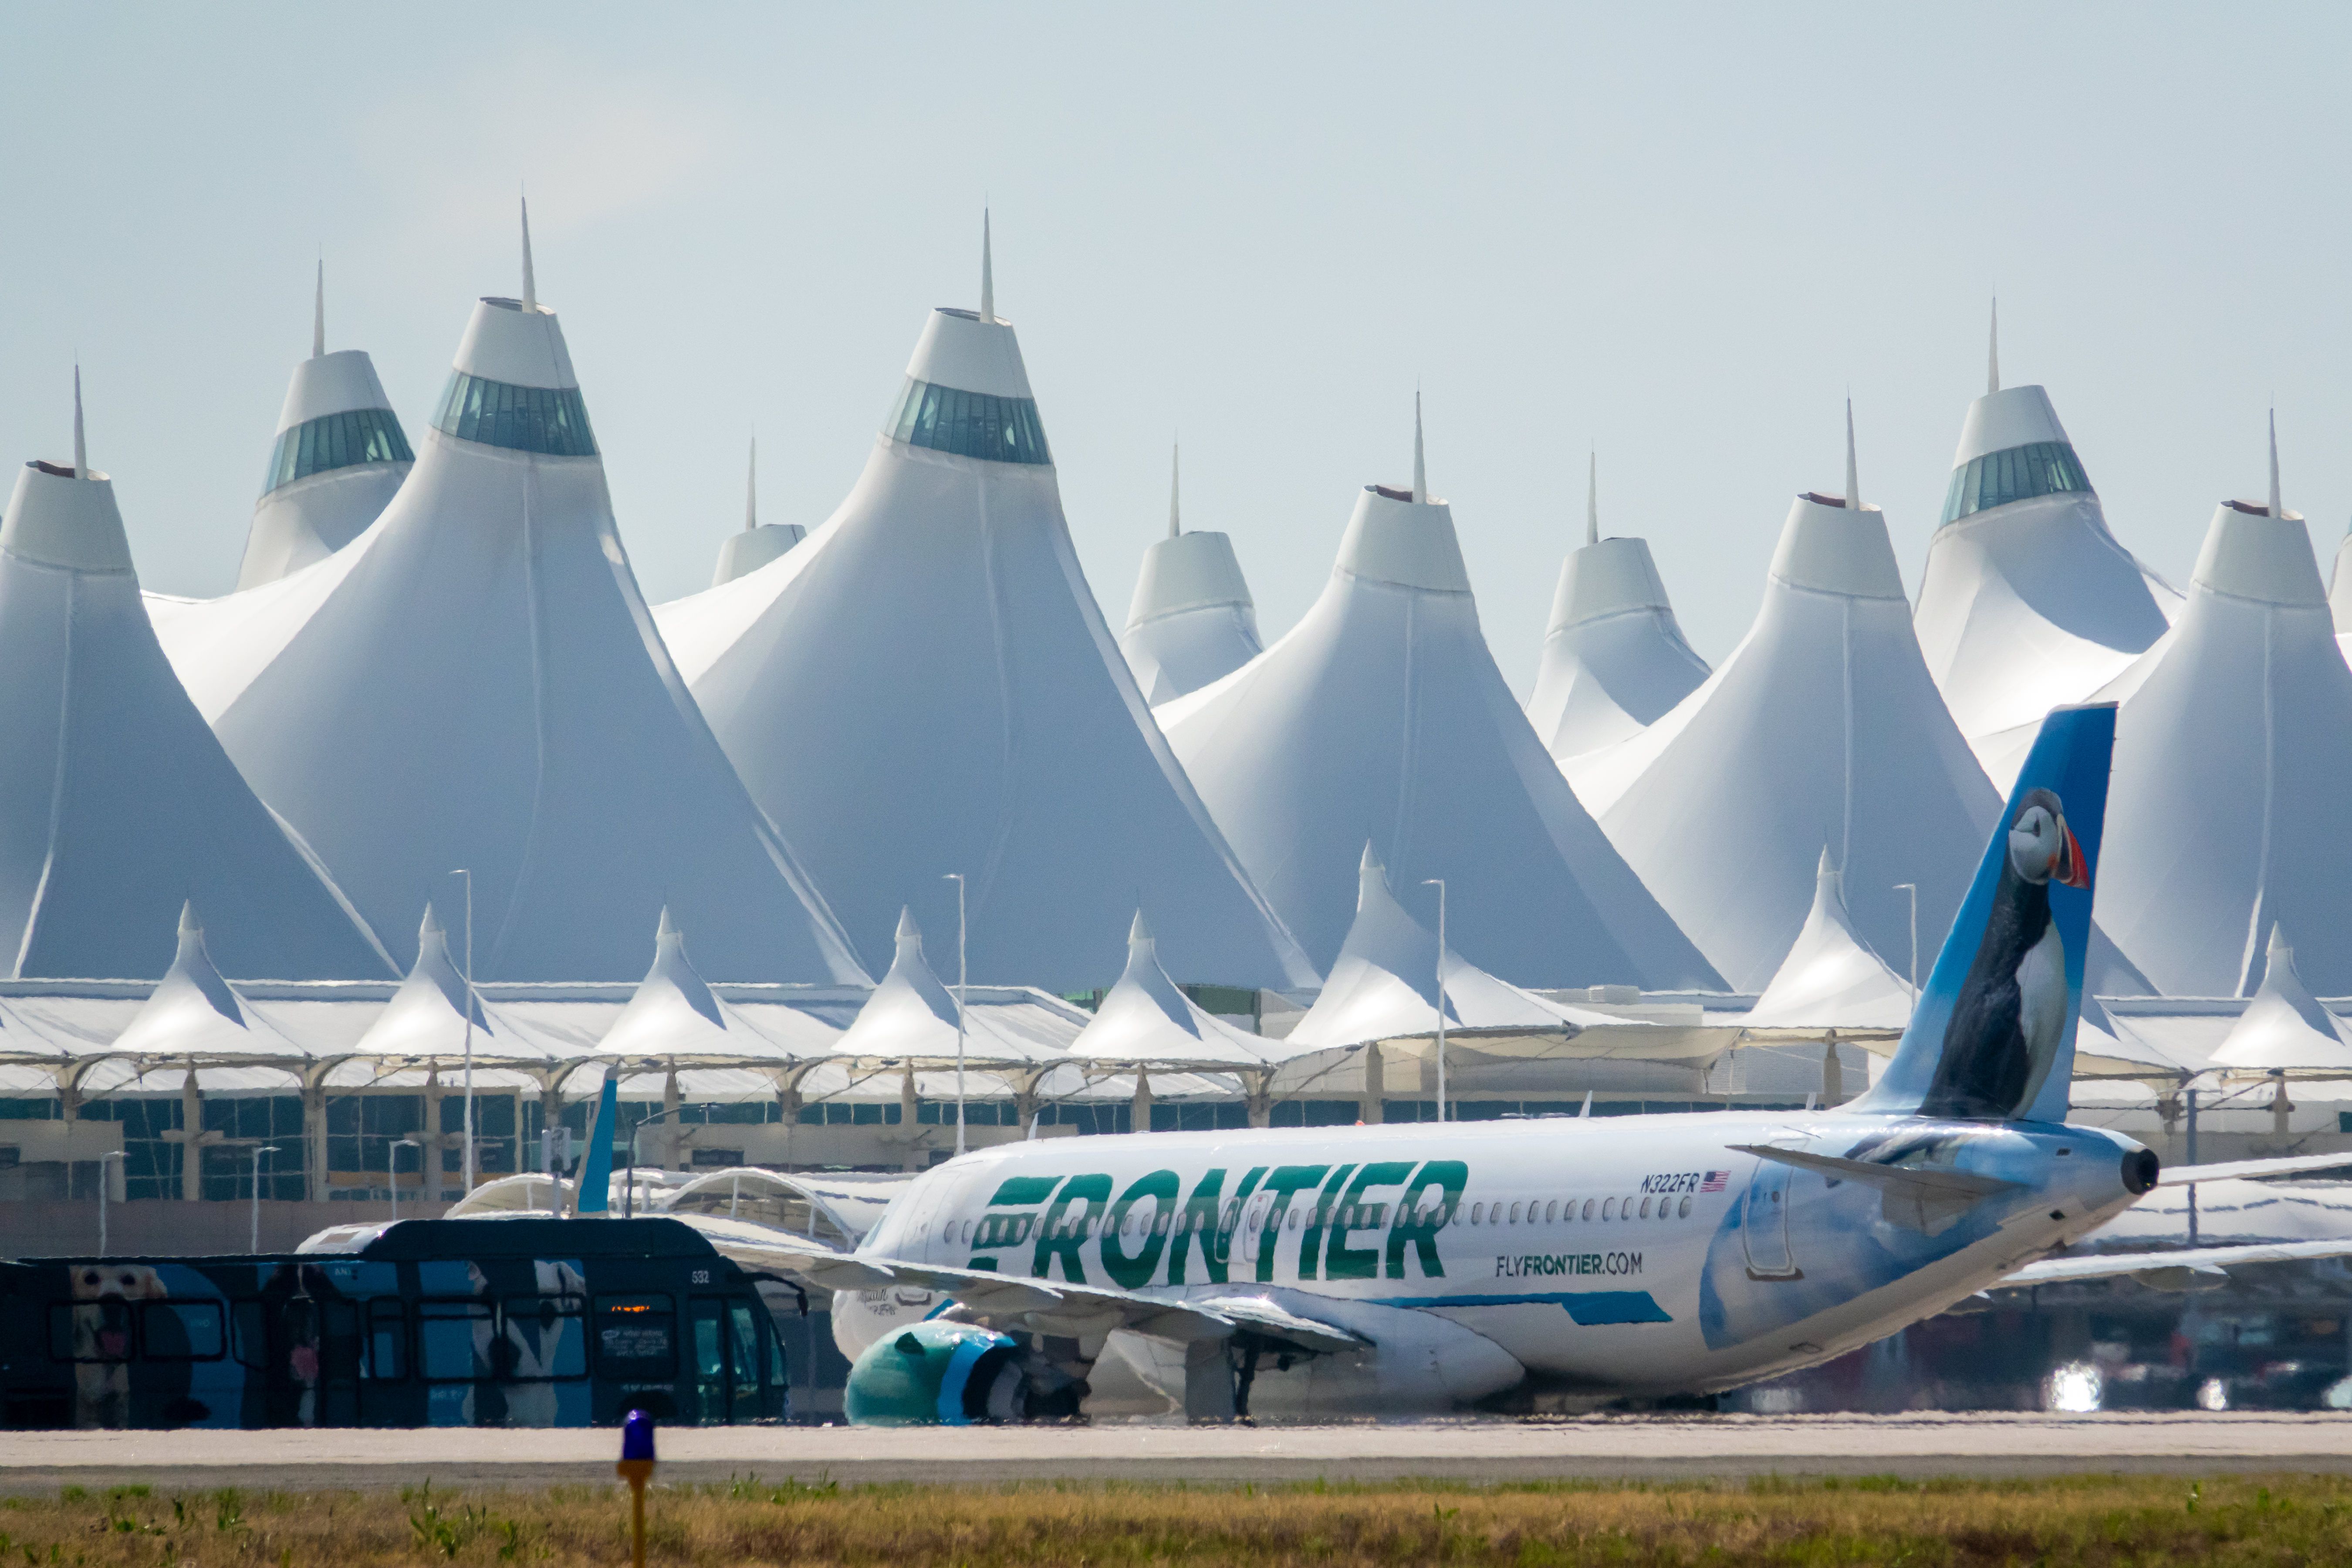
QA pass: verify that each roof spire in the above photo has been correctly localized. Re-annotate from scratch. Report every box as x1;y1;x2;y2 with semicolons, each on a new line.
1411;388;1427;504
745;435;758;533
313;258;326;359
2258;404;2277;522
979;208;994;323
1987;295;1999;395
1168;441;1181;538
520;193;536;312
71;365;86;480
1844;397;1860;511
1585;449;1598;547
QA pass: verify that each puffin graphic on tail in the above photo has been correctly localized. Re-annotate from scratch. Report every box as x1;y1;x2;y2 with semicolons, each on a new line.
1856;703;2115;1125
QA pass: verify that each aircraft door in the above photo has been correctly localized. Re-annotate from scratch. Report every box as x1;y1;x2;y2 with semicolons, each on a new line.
1741;1137;1804;1280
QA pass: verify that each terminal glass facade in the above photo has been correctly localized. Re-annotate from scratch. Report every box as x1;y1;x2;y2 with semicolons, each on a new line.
432;373;598;457
1941;440;2094;524
885;378;1051;466
259;407;413;496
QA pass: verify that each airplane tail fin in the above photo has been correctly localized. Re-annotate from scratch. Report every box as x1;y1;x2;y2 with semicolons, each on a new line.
574;1076;618;1215
1857;703;2116;1124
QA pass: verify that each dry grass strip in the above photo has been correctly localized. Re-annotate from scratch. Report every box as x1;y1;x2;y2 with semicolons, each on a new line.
6;1473;2352;1566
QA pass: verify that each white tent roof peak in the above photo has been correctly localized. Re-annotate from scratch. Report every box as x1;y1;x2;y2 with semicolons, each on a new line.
313;260;326;359
3;454;133;575
1525;526;1708;760
2209;924;2352;1075
979;207;994;324
2193;497;2324;607
1770;488;1904;600
1952;384;2074;469
1987;296;1999;395
1338;484;1470;593
520;193;537;313
1740;847;1915;1031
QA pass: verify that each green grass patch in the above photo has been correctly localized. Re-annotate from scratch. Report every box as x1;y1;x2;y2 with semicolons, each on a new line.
1;1474;2349;1565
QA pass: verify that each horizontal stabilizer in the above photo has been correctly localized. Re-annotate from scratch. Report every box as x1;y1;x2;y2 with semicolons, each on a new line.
1730;1142;2020;1236
2004;1237;2352;1288
2155;1151;2352;1186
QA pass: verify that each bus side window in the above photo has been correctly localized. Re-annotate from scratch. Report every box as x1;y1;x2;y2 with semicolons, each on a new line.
139;1301;225;1360
231;1300;268;1369
365;1299;407;1380
48;1301;133;1362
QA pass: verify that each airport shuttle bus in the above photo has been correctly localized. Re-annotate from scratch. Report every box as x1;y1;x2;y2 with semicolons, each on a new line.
0;1218;790;1430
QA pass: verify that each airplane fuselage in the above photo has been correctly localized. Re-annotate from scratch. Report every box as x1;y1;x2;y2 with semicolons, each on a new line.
851;1109;2149;1401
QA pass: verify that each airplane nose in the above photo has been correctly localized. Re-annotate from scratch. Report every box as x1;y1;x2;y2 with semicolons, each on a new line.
2121;1148;2159;1195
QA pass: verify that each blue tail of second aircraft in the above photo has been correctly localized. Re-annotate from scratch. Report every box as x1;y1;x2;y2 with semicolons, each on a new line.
1858;703;2116;1125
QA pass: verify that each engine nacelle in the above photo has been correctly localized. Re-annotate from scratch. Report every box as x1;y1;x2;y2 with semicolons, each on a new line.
842;1320;1027;1425
830;1284;944;1362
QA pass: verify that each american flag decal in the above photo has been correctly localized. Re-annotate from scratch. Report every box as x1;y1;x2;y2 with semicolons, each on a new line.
1700;1170;1730;1193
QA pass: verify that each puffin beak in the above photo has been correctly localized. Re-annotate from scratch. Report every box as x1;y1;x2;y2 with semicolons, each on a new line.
2054;821;2090;889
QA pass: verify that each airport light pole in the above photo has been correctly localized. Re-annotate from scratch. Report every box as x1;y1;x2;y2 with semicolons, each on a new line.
249;1146;280;1254
451;868;476;1195
96;1150;125;1256
943;873;967;1156
392;1137;424;1222
1421;879;1447;1123
1893;883;1919;994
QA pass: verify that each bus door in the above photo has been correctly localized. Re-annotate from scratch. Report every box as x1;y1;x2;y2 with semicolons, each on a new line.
686;1297;768;1424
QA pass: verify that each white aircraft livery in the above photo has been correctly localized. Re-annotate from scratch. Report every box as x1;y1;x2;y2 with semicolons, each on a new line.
787;703;2336;1422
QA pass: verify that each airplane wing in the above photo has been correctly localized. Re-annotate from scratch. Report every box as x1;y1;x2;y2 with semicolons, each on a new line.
787;1252;1364;1354
2003;1238;2352;1290
2156;1152;2352;1186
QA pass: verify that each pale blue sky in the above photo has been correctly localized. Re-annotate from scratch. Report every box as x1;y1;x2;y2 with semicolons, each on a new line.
5;3;2347;691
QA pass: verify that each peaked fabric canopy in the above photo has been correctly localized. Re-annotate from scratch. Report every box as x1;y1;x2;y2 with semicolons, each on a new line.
1575;486;2003;993
1526;533;1708;761
1160;479;1717;990
655;288;1313;992
1067;912;1276;1070
159;268;865;986
828;909;1070;1068
1121;530;1263;706
1914;382;2177;787
0;456;391;982
2097;496;2352;995
106;905;304;1063
593;909;797;1065
1740;851;1914;1034
2208;927;2352;1077
1282;847;1621;1051
238;297;414;591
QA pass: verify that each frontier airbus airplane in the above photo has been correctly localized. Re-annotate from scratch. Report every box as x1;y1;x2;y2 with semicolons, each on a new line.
782;704;2352;1421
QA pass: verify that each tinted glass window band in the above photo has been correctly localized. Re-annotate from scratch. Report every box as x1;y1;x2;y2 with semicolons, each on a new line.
432;372;599;457
259;407;416;497
1941;440;2094;524
883;377;1051;466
